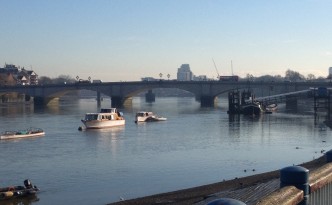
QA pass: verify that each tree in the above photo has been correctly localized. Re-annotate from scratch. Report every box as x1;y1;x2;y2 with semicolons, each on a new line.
38;76;53;85
246;73;254;81
307;74;316;81
38;75;76;84
285;69;305;82
53;75;76;84
254;74;288;82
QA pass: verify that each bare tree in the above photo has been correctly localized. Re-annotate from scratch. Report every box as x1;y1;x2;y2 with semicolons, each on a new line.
38;75;76;84
285;69;305;82
38;76;53;84
307;74;316;81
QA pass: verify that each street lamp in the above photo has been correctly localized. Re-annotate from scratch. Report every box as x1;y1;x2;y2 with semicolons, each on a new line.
167;74;170;80
159;73;163;80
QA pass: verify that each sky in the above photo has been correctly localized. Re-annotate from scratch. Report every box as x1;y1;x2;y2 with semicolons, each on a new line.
1;0;331;81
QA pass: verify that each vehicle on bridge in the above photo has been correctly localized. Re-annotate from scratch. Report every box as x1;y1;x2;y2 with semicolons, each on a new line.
219;75;239;82
80;108;125;129
75;79;91;84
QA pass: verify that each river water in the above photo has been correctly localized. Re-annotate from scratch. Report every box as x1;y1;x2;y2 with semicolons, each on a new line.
0;97;331;205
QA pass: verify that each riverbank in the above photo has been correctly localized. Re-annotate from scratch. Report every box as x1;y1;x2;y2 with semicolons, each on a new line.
109;156;326;205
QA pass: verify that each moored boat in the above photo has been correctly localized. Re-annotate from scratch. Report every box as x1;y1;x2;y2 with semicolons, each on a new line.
265;103;278;112
80;108;125;129
0;179;39;201
0;128;45;140
241;102;263;115
135;111;167;123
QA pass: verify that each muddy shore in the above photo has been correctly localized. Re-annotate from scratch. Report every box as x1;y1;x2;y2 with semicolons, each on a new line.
109;156;326;205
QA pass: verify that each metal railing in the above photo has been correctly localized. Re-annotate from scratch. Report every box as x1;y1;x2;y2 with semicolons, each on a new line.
257;152;332;205
205;150;332;205
308;163;332;205
309;182;332;205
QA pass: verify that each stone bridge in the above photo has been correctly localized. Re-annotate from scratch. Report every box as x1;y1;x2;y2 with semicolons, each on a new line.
0;80;330;107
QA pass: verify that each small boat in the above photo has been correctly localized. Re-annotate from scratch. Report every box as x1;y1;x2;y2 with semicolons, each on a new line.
135;111;167;123
265;103;278;112
0;128;45;140
0;179;39;200
80;108;125;129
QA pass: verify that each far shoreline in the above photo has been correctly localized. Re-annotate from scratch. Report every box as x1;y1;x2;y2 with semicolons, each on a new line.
108;156;326;205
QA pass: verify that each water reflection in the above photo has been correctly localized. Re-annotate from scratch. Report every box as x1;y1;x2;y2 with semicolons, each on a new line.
0;104;34;116
80;127;125;155
82;126;125;137
0;195;39;205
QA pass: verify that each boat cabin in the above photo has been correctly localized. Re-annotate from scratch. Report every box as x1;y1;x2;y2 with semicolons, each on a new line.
84;108;123;121
136;112;153;117
100;108;117;113
84;113;117;121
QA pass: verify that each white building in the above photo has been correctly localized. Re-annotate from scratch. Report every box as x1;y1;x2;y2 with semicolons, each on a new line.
177;64;193;81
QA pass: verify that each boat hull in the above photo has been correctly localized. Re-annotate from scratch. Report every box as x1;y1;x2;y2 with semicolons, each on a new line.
0;179;39;201
81;119;125;129
241;104;262;115
135;111;167;123
135;116;167;122
0;132;45;140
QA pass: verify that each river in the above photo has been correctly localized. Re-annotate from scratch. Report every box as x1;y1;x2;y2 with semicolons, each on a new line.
0;97;331;205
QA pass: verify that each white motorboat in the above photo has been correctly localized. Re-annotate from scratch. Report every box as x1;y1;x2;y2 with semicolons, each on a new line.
80;108;125;129
0;128;45;140
135;111;167;123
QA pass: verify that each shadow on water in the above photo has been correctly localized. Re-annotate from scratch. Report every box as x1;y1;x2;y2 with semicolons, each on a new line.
0;195;39;205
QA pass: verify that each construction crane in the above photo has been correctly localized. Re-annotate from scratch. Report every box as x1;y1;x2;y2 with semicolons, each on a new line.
212;58;220;79
213;59;239;82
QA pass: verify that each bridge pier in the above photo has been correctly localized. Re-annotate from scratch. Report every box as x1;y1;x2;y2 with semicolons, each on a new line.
145;90;155;103
96;91;101;107
200;96;216;107
286;96;298;110
34;96;46;106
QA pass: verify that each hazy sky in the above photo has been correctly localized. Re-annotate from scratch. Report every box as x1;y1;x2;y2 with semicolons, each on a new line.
1;0;331;81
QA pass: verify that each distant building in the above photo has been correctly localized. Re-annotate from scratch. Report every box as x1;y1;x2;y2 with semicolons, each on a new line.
329;67;332;76
0;64;39;85
177;64;193;81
